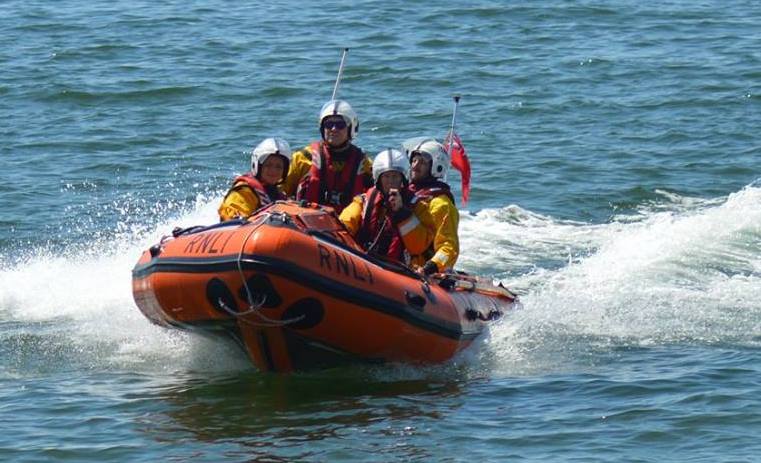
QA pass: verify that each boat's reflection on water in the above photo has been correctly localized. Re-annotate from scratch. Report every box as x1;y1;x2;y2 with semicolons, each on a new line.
143;365;469;460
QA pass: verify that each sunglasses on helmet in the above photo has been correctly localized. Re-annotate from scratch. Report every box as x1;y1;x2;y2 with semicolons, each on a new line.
322;118;347;130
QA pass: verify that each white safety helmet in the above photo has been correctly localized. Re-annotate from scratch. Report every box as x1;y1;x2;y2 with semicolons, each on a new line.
251;137;291;181
402;137;449;180
319;99;359;140
372;148;408;184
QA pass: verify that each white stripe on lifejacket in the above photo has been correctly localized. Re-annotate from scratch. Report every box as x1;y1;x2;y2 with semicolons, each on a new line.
398;214;420;236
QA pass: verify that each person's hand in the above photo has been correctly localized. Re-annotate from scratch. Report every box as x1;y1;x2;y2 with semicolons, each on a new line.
420;260;438;276
387;188;402;212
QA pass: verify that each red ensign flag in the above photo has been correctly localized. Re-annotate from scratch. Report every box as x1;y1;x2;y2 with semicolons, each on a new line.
444;131;471;206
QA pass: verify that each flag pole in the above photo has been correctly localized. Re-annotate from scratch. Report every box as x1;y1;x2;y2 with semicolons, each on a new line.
447;95;461;154
331;48;349;101
446;95;471;206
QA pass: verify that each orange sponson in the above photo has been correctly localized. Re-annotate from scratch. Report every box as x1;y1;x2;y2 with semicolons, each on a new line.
132;200;518;372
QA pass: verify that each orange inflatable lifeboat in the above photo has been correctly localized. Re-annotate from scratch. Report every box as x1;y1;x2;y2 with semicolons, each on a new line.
132;201;518;373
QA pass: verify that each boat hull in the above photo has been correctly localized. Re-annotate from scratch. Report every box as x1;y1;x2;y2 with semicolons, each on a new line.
132;202;517;372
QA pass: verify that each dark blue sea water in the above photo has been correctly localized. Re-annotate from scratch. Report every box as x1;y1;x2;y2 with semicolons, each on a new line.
2;1;760;461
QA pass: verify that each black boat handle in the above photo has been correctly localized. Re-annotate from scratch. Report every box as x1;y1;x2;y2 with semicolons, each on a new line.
405;291;426;311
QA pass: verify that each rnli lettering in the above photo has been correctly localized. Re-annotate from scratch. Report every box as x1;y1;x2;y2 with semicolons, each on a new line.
335;252;349;275
350;259;366;282
318;244;332;270
317;244;374;284
183;231;231;254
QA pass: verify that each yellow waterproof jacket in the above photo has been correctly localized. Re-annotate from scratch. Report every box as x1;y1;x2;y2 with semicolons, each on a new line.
218;183;262;221
410;194;460;271
339;193;433;260
283;142;373;198
218;174;285;222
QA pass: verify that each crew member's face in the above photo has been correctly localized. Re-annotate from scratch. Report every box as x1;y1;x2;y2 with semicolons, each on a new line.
410;152;432;182
379;170;404;195
259;155;285;186
322;117;350;148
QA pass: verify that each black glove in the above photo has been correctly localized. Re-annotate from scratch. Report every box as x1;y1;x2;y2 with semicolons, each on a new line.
422;260;438;276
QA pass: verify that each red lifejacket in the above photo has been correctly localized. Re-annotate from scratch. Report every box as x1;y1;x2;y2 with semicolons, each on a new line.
297;141;370;214
232;173;285;208
355;187;405;262
408;179;456;204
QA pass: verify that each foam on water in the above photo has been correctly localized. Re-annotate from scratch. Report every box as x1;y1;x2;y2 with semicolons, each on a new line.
2;185;761;378
0;193;251;377
479;184;761;375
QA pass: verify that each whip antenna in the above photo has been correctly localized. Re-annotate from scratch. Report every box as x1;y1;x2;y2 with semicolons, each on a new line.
331;48;349;100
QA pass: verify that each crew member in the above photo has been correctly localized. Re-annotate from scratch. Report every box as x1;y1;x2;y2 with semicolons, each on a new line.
339;148;432;264
402;137;460;275
218;137;290;221
284;100;373;214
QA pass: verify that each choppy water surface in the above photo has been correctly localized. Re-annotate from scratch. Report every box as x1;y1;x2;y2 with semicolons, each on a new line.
1;1;760;461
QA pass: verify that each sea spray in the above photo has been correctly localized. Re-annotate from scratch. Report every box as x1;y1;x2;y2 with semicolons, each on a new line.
481;185;761;375
0;192;250;376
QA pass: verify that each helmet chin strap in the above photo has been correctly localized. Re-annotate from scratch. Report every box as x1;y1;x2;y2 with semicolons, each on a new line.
412;172;434;185
327;139;351;153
